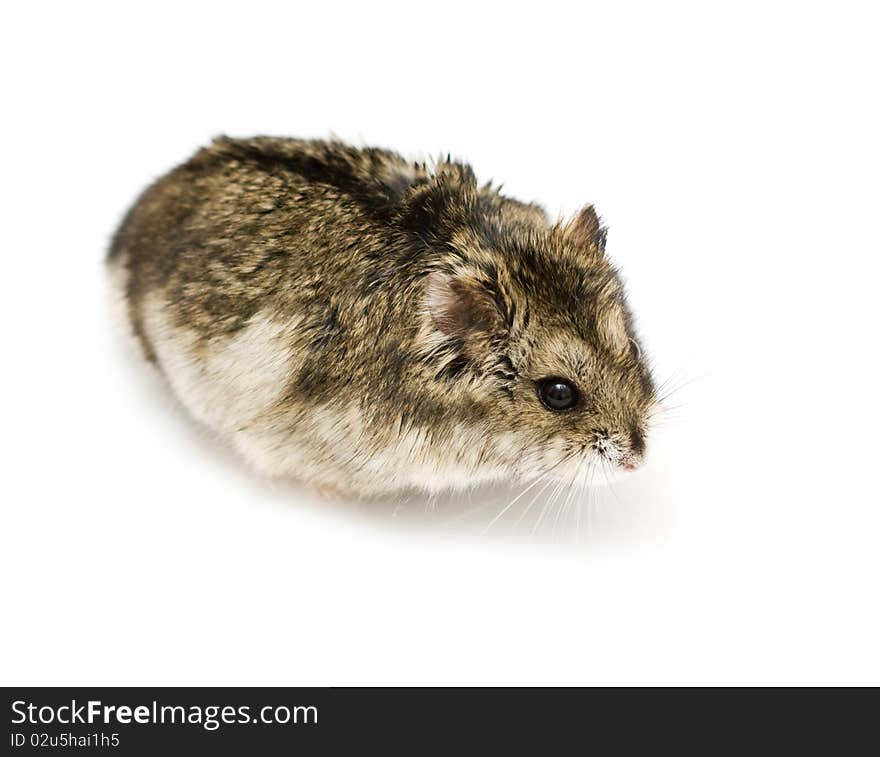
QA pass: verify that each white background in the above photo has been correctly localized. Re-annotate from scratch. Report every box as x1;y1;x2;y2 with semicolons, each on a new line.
2;1;878;685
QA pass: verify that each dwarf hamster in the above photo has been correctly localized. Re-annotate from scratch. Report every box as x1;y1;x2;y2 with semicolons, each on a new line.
108;137;657;498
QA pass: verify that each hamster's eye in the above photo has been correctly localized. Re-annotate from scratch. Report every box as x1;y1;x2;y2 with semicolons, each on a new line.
537;377;579;412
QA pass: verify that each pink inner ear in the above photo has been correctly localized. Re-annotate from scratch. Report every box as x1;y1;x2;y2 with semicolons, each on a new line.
424;270;500;337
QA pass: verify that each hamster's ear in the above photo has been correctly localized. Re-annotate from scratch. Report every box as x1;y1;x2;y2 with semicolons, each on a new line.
424;270;504;344
598;299;631;356
565;205;608;254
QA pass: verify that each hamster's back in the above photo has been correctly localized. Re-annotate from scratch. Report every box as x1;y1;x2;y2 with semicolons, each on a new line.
109;137;423;358
107;137;438;487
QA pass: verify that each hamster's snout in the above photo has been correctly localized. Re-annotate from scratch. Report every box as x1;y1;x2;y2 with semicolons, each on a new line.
617;449;643;472
593;428;646;472
621;429;646;471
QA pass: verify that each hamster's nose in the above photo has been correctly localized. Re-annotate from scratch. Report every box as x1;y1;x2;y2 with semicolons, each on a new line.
620;452;644;472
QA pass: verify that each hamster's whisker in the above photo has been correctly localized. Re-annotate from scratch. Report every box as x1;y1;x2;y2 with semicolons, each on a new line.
654;362;692;396
600;456;623;507
440;497;495;527
502;449;582;533
656;369;705;407
424;490;439;514
573;456;595;543
578;460;595;540
575;457;596;543
656;402;684;416
569;447;590;529
557;458;589;536
552;478;574;535
513;475;558;530
533;463;575;535
531;491;553;534
657;383;689;405
531;474;564;534
482;457;568;534
534;474;570;534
